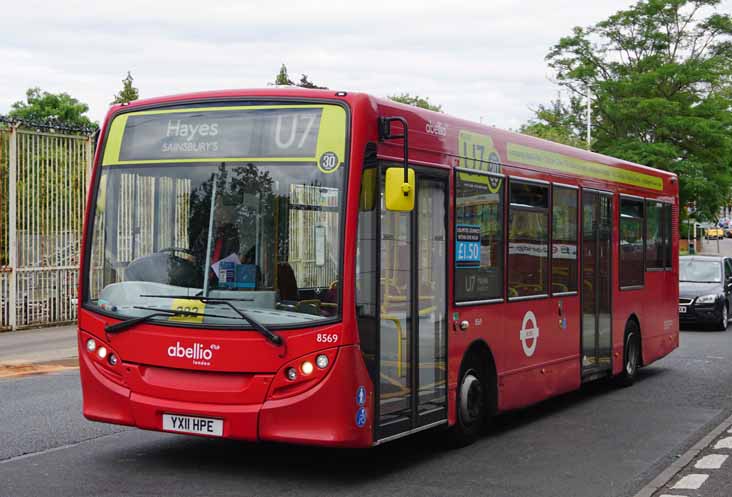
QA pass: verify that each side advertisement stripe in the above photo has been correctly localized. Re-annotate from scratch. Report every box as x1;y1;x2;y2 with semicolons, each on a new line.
506;143;664;191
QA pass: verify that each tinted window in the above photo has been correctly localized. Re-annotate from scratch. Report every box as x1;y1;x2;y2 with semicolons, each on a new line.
455;172;504;302
356;165;378;383
552;186;578;293
646;201;663;269
663;203;673;269
620;197;644;287
509;181;549;298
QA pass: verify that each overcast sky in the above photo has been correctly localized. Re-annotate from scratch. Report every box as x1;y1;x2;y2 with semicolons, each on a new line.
1;0;729;130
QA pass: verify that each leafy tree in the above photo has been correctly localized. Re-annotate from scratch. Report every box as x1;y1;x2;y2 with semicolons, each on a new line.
519;97;588;148
297;74;327;89
272;64;327;89
273;64;295;86
112;71;140;104
526;0;732;220
9;88;97;129
388;93;443;112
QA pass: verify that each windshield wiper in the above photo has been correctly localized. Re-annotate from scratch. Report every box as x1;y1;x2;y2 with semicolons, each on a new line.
105;307;234;334
138;295;283;346
140;294;255;302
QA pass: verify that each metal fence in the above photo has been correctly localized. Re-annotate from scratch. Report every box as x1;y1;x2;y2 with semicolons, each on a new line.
0;119;94;330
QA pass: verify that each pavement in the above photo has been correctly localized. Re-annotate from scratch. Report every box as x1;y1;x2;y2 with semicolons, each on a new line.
0;324;78;378
645;414;732;497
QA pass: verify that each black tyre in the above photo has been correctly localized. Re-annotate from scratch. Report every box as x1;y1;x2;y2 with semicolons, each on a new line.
616;321;641;387
718;303;728;331
446;355;490;447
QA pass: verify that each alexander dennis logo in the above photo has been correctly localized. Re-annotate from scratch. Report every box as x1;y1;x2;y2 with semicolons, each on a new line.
167;342;219;366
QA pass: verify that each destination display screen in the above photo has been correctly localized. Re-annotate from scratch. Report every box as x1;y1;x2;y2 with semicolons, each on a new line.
119;107;323;161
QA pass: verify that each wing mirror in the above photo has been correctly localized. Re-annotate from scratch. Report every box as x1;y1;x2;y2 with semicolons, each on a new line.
384;167;415;212
379;116;416;212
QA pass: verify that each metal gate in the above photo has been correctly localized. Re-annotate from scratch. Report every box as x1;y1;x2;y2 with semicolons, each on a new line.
0;120;93;330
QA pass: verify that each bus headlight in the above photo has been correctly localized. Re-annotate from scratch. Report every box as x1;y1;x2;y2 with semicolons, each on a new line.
86;339;96;353
301;361;314;375
97;346;108;359
108;354;119;366
316;354;329;369
286;367;298;381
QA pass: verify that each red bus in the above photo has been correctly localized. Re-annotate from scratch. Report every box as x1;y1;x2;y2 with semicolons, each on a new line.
78;88;679;447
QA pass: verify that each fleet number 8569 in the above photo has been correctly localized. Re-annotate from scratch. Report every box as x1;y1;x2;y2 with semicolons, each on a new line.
316;333;339;343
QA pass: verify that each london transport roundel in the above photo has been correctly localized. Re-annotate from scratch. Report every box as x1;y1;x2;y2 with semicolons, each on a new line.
520;310;540;357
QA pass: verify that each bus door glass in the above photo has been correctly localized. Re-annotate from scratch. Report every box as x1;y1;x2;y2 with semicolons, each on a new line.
581;190;613;376
375;168;448;441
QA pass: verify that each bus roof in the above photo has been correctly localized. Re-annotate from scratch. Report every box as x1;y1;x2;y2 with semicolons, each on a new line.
109;88;677;196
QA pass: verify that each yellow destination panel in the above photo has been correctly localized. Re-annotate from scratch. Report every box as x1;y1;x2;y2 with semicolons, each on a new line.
507;143;663;191
102;104;347;170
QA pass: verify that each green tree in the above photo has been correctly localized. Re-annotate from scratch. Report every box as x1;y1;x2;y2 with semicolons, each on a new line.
527;0;732;220
297;74;327;89
388;93;443;112
112;71;140;104
9;88;97;129
273;64;295;86
272;64;328;89
519;97;588;148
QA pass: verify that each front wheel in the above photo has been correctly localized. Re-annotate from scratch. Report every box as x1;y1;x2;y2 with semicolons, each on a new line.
616;322;640;387
718;303;728;331
446;359;489;447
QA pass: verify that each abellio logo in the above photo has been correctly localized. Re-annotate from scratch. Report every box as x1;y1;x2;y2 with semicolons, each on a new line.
167;342;218;366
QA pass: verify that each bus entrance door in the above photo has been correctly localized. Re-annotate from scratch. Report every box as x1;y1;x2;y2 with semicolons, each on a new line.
376;172;448;442
581;190;613;379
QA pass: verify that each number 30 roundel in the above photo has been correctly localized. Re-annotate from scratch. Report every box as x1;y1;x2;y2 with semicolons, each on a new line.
319;152;340;173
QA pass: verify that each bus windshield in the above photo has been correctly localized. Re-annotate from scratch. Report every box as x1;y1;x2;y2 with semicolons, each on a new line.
85;103;347;328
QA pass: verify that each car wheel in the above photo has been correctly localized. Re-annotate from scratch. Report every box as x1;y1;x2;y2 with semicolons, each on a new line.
446;356;489;447
719;303;728;331
616;321;640;387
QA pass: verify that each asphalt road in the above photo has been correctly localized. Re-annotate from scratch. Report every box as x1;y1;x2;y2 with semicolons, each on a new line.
1;324;731;497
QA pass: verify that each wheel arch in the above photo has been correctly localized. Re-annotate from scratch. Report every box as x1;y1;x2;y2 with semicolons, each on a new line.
460;339;498;415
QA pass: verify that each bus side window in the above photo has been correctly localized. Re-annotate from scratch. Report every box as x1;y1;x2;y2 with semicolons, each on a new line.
663;203;673;269
645;201;664;270
551;186;578;294
620;197;645;288
454;172;504;303
508;181;549;298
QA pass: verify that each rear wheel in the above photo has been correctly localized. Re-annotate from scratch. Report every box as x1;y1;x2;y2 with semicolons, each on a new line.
616;321;640;387
446;356;489;447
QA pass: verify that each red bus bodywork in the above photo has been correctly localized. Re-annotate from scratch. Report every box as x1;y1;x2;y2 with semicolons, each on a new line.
78;88;678;447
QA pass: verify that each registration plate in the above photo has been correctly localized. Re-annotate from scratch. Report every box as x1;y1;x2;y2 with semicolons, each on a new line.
162;414;223;437
679;306;687;314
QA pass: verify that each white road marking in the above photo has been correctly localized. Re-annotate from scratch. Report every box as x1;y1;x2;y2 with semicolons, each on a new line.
714;436;732;449
694;454;728;469
659;494;688;497
671;474;709;490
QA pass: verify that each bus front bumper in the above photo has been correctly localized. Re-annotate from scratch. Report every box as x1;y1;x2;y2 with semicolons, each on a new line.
79;337;373;447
